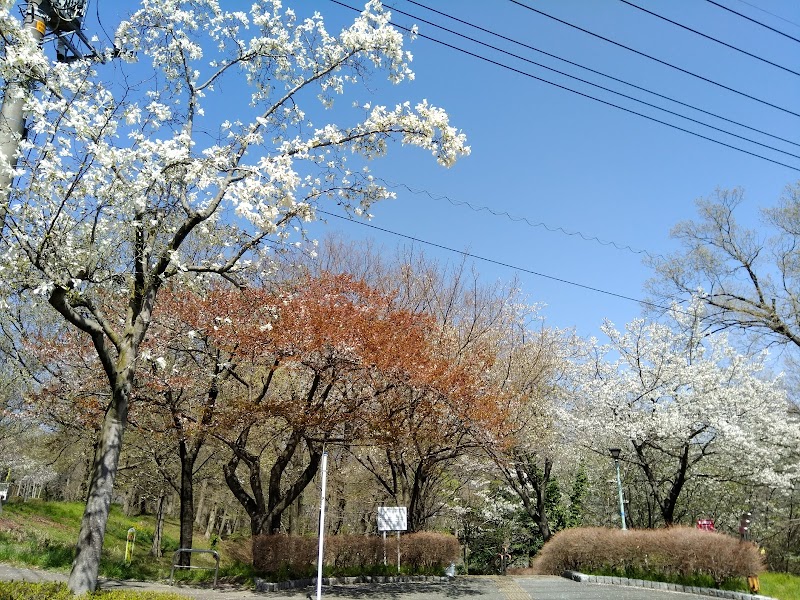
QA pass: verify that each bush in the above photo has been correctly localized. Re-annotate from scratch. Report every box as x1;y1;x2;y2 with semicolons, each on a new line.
532;526;763;588
326;535;384;570
252;532;460;578
401;532;460;571
0;581;187;599
252;533;317;576
0;582;72;600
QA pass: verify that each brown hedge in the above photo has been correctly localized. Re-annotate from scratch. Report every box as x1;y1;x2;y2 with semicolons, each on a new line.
401;532;460;570
252;532;459;574
531;527;763;587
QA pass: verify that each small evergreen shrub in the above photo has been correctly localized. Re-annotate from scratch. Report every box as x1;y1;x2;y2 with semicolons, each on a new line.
532;526;763;588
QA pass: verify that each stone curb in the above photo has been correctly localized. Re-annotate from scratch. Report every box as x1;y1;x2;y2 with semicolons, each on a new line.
562;570;777;600
254;574;451;592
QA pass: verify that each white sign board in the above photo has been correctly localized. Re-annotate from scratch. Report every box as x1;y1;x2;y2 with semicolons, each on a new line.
377;506;407;532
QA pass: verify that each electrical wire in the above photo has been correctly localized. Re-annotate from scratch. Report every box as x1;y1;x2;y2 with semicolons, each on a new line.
93;0;116;47
384;1;800;162
316;209;680;315
404;0;800;150
330;0;800;173
619;0;800;77
506;0;800;119
730;0;800;31
377;178;663;259
704;0;800;44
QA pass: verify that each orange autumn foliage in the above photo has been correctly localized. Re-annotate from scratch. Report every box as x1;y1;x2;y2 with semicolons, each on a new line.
172;272;507;438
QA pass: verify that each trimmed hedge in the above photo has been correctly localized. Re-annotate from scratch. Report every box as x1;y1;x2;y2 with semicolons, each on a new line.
401;532;460;571
0;582;71;600
0;581;187;599
532;526;763;588
252;532;459;576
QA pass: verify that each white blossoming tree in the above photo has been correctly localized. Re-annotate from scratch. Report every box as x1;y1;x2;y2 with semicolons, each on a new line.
564;303;798;527
0;0;468;592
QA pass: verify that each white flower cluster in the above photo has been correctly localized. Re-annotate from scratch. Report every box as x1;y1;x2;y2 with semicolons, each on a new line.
0;0;468;310
563;300;800;490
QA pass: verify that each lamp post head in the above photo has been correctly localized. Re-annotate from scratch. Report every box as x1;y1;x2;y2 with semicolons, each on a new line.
609;448;622;460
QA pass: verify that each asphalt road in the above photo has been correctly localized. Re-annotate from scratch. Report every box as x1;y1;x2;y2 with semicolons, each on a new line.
516;576;723;599
0;565;732;599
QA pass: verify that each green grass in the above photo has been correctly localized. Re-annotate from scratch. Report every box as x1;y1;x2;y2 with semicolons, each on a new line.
587;565;749;592
759;572;800;600
0;499;252;584
0;581;190;599
582;568;800;597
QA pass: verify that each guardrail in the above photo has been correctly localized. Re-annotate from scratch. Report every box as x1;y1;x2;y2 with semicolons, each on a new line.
169;548;220;588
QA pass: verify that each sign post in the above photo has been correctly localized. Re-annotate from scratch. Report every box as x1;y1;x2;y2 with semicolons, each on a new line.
124;528;136;564
316;452;329;600
0;482;8;515
377;507;407;573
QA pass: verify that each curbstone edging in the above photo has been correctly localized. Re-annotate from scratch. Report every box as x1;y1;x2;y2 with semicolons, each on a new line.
254;573;451;592
561;571;779;600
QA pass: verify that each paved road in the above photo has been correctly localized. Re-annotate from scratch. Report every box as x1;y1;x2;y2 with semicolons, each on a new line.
0;564;727;599
515;576;721;599
103;575;727;599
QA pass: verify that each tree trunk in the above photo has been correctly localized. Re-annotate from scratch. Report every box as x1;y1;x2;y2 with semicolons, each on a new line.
535;458;553;541
408;468;427;533
194;480;208;527
151;492;166;558
205;504;218;539
122;488;133;516
177;439;196;567
224;428;323;537
67;385;129;594
218;507;229;537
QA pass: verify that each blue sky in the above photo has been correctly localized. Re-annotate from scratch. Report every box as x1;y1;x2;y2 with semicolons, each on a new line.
89;0;800;340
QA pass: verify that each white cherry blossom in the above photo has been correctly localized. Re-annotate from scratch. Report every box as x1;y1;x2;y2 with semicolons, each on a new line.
0;1;468;593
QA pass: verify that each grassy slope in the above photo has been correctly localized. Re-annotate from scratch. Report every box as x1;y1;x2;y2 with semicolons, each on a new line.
759;572;800;600
0;499;251;583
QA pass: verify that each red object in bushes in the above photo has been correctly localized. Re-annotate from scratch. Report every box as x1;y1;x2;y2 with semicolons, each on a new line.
696;519;715;531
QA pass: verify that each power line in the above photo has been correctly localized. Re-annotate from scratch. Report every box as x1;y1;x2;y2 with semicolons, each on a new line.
404;0;800;150
619;0;800;76
705;0;800;44
330;0;800;172
506;0;800;119
731;0;800;31
316;209;681;315
378;178;663;259
387;1;800;163
389;1;800;162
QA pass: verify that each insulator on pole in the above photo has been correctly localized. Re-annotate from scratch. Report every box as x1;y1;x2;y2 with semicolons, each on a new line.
47;0;89;30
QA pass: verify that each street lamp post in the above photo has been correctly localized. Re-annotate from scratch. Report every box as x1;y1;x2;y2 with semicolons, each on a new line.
608;448;627;530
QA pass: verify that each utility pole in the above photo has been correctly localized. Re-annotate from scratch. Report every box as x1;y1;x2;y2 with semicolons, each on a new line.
608;448;627;530
0;1;49;226
0;0;97;230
